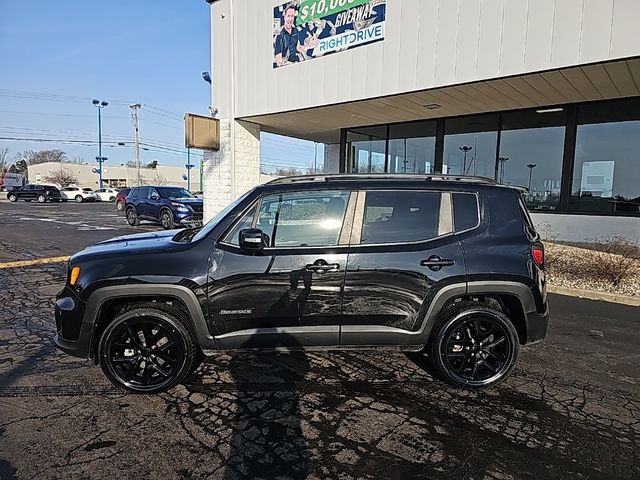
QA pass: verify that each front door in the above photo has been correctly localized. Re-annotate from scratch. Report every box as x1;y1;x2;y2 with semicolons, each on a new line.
341;189;466;347
208;188;354;349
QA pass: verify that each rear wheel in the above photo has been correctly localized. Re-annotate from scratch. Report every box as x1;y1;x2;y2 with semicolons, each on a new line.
8;194;17;202
37;194;46;203
75;195;83;203
429;304;519;389
160;209;174;230
98;305;197;393
126;207;139;226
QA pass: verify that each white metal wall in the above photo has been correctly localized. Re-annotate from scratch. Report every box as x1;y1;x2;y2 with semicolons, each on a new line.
211;0;640;119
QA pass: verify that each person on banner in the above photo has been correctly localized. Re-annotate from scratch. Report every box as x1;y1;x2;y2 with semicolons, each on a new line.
300;19;336;59
274;4;306;66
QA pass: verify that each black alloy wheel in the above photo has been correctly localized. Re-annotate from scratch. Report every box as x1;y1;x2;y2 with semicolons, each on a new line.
126;207;139;226
98;306;197;393
160;209;174;230
430;305;518;389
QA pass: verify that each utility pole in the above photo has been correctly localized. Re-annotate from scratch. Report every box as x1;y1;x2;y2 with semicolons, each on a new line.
130;103;142;186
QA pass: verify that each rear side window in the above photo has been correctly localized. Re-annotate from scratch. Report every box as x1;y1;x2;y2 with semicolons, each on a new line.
452;193;480;232
361;191;444;244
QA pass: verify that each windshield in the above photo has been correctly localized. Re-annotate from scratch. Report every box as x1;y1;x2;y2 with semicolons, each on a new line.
157;187;195;200
190;190;254;242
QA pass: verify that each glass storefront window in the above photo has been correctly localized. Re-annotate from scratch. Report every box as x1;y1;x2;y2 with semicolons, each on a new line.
443;114;498;178
570;99;640;214
346;126;386;173
500;109;566;211
387;121;436;174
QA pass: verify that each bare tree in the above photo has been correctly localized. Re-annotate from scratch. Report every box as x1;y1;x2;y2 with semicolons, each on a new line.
0;148;9;171
23;149;67;165
272;167;303;176
141;172;168;186
43;167;78;187
65;156;86;164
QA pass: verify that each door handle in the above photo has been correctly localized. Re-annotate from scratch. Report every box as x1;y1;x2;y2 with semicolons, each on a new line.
305;260;340;272
420;255;455;271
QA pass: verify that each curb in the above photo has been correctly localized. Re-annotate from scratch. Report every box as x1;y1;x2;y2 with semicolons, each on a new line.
547;285;640;306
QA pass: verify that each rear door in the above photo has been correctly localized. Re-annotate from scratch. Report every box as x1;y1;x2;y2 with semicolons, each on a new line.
208;188;355;348
341;189;466;347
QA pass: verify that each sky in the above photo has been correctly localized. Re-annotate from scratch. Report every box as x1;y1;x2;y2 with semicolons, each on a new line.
0;0;322;174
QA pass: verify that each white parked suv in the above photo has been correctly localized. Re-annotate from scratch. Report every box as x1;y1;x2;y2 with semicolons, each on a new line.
94;188;119;202
60;187;98;203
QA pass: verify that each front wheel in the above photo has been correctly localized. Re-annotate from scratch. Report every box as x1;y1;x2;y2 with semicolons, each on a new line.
75;195;83;203
37;194;46;203
98;305;198;393
429;305;519;389
8;194;17;202
160;209;174;230
126;207;139;226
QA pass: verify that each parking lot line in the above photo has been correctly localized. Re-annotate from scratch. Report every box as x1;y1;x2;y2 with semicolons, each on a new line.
0;256;70;269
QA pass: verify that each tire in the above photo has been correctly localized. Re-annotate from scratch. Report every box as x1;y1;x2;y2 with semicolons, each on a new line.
75;195;83;203
116;200;124;212
109;196;115;202
8;194;17;202
98;304;198;393
126;207;139;226
160;209;174;230
37;194;46;203
429;304;519;389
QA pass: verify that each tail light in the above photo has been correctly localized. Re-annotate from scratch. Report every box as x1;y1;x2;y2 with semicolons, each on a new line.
532;243;544;269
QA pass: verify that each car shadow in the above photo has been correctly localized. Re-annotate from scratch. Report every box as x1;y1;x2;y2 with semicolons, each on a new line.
221;341;310;480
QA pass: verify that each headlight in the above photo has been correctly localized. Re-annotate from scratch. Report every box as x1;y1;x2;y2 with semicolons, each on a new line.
171;202;190;212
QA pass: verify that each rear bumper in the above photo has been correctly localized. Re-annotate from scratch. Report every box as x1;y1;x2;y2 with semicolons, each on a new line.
526;303;550;344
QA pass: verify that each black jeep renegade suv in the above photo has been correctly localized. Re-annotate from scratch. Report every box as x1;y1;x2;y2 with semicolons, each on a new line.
55;174;549;393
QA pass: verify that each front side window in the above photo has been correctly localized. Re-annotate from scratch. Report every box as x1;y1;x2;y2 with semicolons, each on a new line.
360;191;444;244
256;190;351;247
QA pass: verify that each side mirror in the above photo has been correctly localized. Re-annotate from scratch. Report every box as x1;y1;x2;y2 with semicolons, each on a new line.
239;228;266;252
150;194;160;201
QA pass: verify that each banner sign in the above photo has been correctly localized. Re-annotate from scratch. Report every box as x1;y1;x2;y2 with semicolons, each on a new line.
273;0;386;69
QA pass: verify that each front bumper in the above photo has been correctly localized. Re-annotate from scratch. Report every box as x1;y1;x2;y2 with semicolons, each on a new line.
54;288;92;359
177;211;203;227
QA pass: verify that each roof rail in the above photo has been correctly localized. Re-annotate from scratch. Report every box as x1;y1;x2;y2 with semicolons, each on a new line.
265;173;499;185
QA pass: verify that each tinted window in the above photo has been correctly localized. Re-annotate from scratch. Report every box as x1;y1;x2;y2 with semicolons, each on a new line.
257;190;350;247
452;192;479;232
361;191;442;244
157;187;194;200
223;205;258;245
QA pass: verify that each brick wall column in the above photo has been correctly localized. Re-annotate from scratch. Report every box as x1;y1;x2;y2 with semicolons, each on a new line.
203;119;260;222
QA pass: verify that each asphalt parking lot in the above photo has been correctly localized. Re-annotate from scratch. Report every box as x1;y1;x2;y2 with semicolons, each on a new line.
0;199;639;479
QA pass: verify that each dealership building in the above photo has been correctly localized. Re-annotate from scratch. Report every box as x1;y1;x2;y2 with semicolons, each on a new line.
203;0;640;244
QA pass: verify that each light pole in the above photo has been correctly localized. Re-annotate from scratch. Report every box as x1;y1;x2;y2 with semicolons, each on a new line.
92;99;108;188
526;163;537;191
185;162;195;191
498;157;509;183
459;146;472;175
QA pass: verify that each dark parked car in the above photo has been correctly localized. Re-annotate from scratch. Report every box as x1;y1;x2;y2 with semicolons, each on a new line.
124;186;204;229
55;174;549;393
7;184;62;203
114;188;130;212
